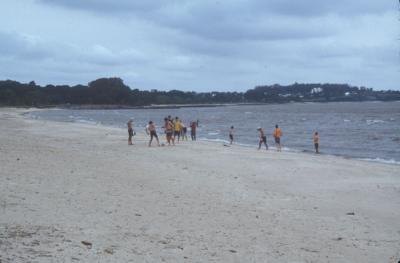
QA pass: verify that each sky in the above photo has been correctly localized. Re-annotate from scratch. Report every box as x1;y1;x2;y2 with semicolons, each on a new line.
0;0;399;91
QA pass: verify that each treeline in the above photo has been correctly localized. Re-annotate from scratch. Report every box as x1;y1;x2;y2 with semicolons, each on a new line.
0;77;399;107
245;83;400;103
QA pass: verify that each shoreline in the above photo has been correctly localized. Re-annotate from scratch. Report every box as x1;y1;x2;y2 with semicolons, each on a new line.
9;107;400;170
1;108;399;262
3;99;400;110
25;108;400;166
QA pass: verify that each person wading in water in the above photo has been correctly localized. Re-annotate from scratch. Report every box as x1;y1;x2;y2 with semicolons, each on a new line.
257;127;268;150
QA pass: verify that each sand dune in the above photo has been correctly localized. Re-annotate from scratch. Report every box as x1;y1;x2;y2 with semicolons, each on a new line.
0;108;399;262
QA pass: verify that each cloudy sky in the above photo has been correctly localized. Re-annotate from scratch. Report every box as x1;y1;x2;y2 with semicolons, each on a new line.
0;0;398;91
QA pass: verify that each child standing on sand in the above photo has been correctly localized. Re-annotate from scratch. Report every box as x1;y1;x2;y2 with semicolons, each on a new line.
313;132;320;153
146;121;160;147
257;127;268;150
273;124;282;152
229;126;234;145
127;119;134;145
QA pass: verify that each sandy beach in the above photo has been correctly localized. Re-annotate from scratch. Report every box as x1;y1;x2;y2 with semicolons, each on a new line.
0;108;399;262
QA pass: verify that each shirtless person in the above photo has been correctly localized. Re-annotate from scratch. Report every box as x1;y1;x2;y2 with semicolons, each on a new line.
229;126;234;145
273;124;282;152
190;121;197;141
127;119;134;145
257;127;268;150
147;121;160;147
164;117;174;146
313;131;320;154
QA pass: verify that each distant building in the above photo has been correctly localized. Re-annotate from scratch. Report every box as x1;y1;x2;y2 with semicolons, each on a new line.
311;87;323;94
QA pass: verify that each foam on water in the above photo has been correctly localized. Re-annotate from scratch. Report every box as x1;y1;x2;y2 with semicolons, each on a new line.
358;158;400;165
75;119;99;125
200;138;254;148
199;138;302;153
366;119;384;125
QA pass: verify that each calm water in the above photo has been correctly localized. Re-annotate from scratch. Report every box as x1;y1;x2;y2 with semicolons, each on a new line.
28;101;400;164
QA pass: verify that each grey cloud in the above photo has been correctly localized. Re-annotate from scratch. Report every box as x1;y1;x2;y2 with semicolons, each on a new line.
0;31;51;60
250;0;394;16
37;0;394;16
159;13;335;42
36;0;394;42
0;30;149;67
1;0;398;91
37;0;167;13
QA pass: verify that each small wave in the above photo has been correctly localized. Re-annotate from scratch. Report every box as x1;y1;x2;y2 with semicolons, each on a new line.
199;138;254;148
281;146;301;153
245;112;253;114
199;138;302;152
201;138;230;144
366;119;384;125
207;132;220;136
75;119;99;125
358;158;400;165
343;119;351;122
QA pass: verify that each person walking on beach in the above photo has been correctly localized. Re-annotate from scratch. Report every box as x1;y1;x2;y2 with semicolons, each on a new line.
257;127;268;150
190;121;197;141
127;119;134;145
313;131;320;154
229;126;234;145
164;117;174;146
146;121;160;147
174;117;182;143
273;124;282;152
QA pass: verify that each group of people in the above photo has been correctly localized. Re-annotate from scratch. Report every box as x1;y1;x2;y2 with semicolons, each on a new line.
228;125;284;151
127;116;199;147
128;118;320;154
230;125;320;153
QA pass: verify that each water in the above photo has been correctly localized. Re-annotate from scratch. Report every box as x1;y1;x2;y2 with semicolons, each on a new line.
28;101;400;164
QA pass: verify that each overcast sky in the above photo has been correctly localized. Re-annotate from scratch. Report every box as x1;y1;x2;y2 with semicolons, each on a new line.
0;0;398;91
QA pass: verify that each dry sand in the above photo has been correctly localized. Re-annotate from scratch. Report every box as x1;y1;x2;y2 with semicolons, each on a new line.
0;108;399;262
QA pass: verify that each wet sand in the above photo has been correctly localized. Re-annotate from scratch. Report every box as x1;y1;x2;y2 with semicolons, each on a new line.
0;108;399;262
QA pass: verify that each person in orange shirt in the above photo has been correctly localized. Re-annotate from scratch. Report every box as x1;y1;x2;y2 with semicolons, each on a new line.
273;124;282;152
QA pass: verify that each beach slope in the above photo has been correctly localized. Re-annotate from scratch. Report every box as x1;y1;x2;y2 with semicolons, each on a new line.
0;108;399;262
